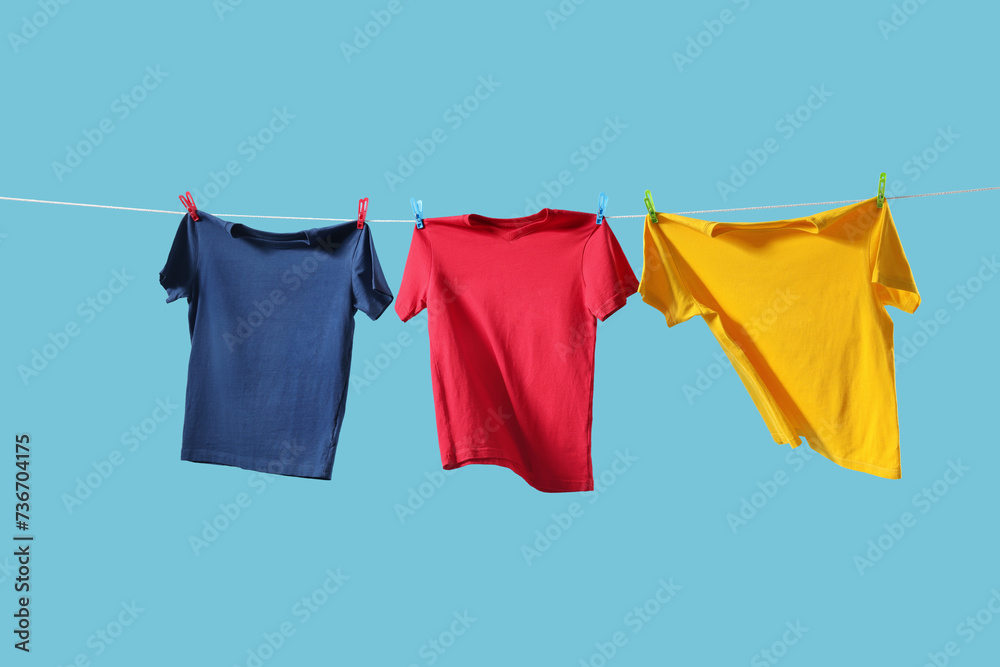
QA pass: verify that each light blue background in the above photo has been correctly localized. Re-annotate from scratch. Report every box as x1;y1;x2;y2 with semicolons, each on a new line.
2;1;998;665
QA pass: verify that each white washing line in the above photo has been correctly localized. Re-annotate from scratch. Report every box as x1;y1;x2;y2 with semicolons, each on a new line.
1;186;997;223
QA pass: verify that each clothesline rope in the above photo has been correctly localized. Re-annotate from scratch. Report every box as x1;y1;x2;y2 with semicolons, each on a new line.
1;186;997;223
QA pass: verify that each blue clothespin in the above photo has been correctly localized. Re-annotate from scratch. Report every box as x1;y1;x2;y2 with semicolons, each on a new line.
410;198;424;229
596;192;608;225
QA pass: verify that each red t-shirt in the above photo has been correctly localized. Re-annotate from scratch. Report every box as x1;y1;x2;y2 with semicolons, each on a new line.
395;208;638;492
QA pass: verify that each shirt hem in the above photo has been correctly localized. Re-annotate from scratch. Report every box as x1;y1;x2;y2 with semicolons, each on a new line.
808;444;901;479
181;448;333;480
771;439;901;479
443;451;593;493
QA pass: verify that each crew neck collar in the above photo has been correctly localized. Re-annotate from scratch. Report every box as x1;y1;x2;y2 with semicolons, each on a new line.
653;198;878;237
465;208;554;241
224;220;314;248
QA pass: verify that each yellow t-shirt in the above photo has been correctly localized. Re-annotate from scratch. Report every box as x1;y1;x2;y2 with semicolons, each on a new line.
639;198;919;478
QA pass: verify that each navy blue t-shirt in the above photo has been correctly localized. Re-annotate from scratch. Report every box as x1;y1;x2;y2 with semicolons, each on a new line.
159;211;393;479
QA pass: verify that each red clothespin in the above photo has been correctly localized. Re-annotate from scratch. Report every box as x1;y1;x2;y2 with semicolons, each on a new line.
357;197;368;229
179;192;199;221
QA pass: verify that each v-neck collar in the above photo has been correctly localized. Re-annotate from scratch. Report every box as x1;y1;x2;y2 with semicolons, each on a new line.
465;208;554;241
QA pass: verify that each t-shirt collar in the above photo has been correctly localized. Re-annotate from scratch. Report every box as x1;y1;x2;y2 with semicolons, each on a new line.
654;198;877;237
465;208;554;241
223;220;313;248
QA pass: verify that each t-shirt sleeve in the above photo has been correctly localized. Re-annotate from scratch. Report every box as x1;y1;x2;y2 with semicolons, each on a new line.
582;221;639;321
870;205;920;313
394;227;431;322
638;220;702;327
159;215;198;303
352;225;394;320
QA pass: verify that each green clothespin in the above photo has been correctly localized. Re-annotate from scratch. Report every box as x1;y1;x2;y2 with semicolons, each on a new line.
876;172;886;208
643;189;657;223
